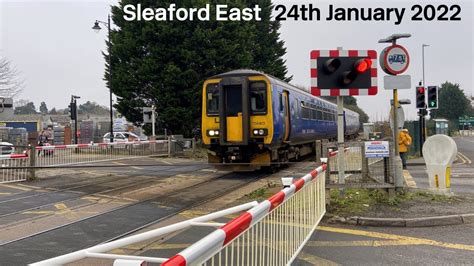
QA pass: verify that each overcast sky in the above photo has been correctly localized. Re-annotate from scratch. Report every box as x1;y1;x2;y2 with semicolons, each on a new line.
1;0;473;121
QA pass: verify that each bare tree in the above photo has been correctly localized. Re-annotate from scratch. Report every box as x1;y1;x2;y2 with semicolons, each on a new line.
0;57;24;97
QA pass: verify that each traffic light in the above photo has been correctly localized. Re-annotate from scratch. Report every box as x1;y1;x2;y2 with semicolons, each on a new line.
427;86;438;109
310;49;377;96
318;57;373;88
416;86;426;109
68;102;77;120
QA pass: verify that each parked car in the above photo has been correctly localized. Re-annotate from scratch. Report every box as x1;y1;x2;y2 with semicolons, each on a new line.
103;132;140;143
0;142;14;155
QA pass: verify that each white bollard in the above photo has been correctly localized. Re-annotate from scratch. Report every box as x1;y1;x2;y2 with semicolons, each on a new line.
422;135;457;195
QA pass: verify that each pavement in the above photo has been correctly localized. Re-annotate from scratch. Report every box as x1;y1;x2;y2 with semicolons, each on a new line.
293;135;474;265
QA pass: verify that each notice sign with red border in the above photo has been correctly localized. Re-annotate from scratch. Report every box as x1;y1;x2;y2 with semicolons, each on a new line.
379;44;410;75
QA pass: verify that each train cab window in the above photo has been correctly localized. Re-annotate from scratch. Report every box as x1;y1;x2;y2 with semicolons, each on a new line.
206;84;219;116
250;82;267;114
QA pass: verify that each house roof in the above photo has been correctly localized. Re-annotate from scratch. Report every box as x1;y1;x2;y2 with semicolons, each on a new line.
0;114;44;122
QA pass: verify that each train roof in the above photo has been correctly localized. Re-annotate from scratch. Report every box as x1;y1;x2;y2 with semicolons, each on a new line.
209;69;359;117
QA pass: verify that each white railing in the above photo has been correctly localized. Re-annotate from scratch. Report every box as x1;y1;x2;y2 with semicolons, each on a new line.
0;153;29;183
30;202;259;266
34;140;169;167
30;163;328;266
163;164;327;266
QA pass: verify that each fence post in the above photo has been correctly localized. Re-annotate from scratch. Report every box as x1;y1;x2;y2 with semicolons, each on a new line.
361;142;369;183
28;144;36;181
192;138;196;155
315;140;322;163
167;136;172;157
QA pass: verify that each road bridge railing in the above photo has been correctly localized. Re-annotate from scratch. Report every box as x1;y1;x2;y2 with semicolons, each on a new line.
30;161;328;265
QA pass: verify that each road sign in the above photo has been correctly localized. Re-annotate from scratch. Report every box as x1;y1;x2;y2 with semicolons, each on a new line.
380;44;410;75
310;49;378;96
364;141;390;158
142;107;154;123
390;106;405;130
384;75;411;90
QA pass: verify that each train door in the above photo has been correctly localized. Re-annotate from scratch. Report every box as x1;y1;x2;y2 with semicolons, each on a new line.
225;85;243;142
282;91;290;141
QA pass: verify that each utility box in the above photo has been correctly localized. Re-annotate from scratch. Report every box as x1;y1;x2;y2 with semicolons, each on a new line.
434;119;449;135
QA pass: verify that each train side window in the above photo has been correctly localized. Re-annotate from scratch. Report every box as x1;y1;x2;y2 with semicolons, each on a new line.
317;110;322;120
279;93;283;112
250;82;267;115
206;84;219;116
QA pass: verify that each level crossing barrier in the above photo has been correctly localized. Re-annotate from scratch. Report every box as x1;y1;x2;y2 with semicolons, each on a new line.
0;153;29;183
31;161;328;265
34;140;169;167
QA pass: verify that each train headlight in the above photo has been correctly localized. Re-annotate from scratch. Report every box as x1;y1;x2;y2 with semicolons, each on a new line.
207;130;219;137
252;129;268;136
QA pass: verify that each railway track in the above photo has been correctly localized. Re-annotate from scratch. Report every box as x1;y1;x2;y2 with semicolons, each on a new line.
0;164;210;222
0;170;266;265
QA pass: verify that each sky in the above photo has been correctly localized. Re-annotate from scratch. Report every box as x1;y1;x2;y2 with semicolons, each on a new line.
1;0;473;122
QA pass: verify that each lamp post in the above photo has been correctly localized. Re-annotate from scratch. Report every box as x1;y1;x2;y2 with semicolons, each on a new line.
420;44;430;154
92;15;114;143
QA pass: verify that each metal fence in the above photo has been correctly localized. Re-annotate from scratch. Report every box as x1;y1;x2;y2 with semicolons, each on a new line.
34;140;169;167
31;164;327;265
324;141;394;188
0;154;29;183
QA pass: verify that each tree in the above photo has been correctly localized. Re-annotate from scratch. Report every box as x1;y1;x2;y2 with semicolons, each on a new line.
0;57;24;97
14;101;36;114
39;101;48;114
430;82;470;121
77;101;109;115
108;0;290;136
49;107;58;115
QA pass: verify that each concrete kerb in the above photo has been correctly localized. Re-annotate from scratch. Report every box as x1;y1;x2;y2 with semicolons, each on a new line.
327;213;474;227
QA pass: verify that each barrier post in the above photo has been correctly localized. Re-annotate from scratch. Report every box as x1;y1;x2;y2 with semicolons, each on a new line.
28;144;36;181
315;140;322;163
167;136;172;157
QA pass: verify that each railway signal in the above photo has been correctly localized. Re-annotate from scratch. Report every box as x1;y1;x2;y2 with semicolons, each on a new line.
427;86;438;109
310;49;378;96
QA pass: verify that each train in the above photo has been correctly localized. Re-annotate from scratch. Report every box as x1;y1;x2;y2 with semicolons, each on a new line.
201;70;360;171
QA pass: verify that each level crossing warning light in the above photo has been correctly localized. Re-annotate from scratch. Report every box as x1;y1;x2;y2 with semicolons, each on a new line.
416;86;426;109
427;86;439;109
310;49;378;96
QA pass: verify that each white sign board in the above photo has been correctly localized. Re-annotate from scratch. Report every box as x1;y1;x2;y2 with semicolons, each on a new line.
365;141;390;158
384;75;411;90
380;44;410;75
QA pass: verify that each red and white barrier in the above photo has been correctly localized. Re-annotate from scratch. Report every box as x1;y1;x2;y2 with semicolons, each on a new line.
162;164;327;265
35;140;166;151
0;153;28;160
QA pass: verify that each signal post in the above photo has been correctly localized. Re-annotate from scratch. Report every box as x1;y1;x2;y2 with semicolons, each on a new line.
379;34;411;190
310;48;378;188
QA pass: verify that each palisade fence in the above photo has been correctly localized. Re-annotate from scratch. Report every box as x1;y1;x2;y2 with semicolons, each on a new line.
0;138;196;183
31;163;328;266
323;141;395;188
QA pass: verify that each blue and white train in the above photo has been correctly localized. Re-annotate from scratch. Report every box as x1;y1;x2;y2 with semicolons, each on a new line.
201;70;360;171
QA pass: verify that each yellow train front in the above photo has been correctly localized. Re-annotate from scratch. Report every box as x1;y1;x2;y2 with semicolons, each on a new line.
201;70;359;171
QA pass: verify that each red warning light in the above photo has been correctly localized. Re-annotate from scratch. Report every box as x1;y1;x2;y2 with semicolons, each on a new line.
418;87;425;93
355;58;372;73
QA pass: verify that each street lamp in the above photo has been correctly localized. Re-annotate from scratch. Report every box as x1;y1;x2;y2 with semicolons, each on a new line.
92;15;114;143
422;44;430;87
